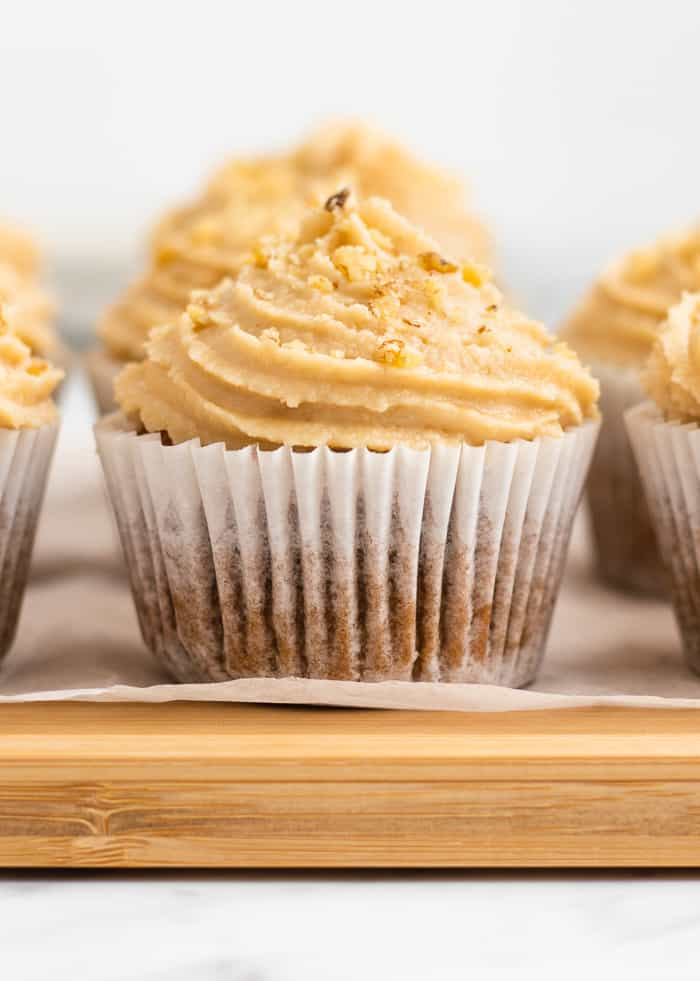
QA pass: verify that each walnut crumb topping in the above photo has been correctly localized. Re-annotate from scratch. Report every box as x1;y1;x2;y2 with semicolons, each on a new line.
462;263;490;287
187;303;209;329
251;245;269;269
419;251;458;274
332;245;378;281
308;275;333;293
373;337;423;368
324;187;351;212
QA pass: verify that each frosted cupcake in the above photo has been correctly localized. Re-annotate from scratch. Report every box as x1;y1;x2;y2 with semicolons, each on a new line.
0;220;67;369
96;192;598;687
563;227;700;595
626;292;700;673
0;308;62;661
89;121;490;413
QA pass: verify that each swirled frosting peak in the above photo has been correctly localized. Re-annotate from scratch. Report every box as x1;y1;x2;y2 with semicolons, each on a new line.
116;194;597;450
0;308;62;428
644;291;700;421
99;120;491;363
563;226;700;367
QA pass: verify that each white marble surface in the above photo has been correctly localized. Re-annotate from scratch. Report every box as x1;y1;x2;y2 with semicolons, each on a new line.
1;871;699;979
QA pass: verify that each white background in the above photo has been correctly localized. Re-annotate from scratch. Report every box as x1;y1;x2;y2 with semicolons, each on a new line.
2;0;700;329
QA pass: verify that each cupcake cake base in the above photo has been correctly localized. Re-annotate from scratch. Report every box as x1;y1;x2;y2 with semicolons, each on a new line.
96;415;598;688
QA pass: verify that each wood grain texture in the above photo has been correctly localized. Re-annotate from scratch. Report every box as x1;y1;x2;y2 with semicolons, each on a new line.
2;703;700;867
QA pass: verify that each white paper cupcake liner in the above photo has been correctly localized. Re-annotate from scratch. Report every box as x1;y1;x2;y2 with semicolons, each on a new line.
84;348;122;415
95;415;599;688
585;360;665;595
626;403;700;671
0;423;59;661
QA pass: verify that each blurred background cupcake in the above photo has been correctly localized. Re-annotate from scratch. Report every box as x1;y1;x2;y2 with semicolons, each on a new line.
97;192;598;688
0;220;68;370
88;120;491;414
0;305;63;662
627;291;700;674
562;227;700;595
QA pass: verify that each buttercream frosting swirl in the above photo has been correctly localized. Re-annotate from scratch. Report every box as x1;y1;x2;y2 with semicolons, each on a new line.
99;121;491;362
0;308;62;428
563;226;700;367
0;262;58;359
644;291;700;421
116;194;597;450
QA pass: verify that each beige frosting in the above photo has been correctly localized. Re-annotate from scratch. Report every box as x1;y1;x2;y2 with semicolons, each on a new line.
99;121;491;362
0;308;62;428
563;227;700;367
116;194;597;450
0;262;58;359
644;291;700;420
0;222;61;360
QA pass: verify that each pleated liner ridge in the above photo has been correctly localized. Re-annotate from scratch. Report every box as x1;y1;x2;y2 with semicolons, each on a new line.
627;403;700;673
586;362;665;595
96;415;598;687
0;423;58;660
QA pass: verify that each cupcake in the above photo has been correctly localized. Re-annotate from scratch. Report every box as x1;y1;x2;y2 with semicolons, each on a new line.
563;226;700;595
0;220;68;368
89;120;491;414
96;192;598;688
626;292;700;673
0;307;62;662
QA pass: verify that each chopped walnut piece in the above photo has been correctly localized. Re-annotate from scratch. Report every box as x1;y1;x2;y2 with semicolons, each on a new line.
332;245;378;281
423;276;446;313
308;275;333;293
251;245;269;269
187;303;209;329
26;358;48;376
324;187;351;212
374;337;423;368
462;262;490;287
419;251;458;274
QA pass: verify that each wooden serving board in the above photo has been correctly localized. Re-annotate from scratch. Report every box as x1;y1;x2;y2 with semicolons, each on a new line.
2;702;700;868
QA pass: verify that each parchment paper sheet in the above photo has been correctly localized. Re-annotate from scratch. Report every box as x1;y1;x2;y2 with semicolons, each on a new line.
0;410;697;711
